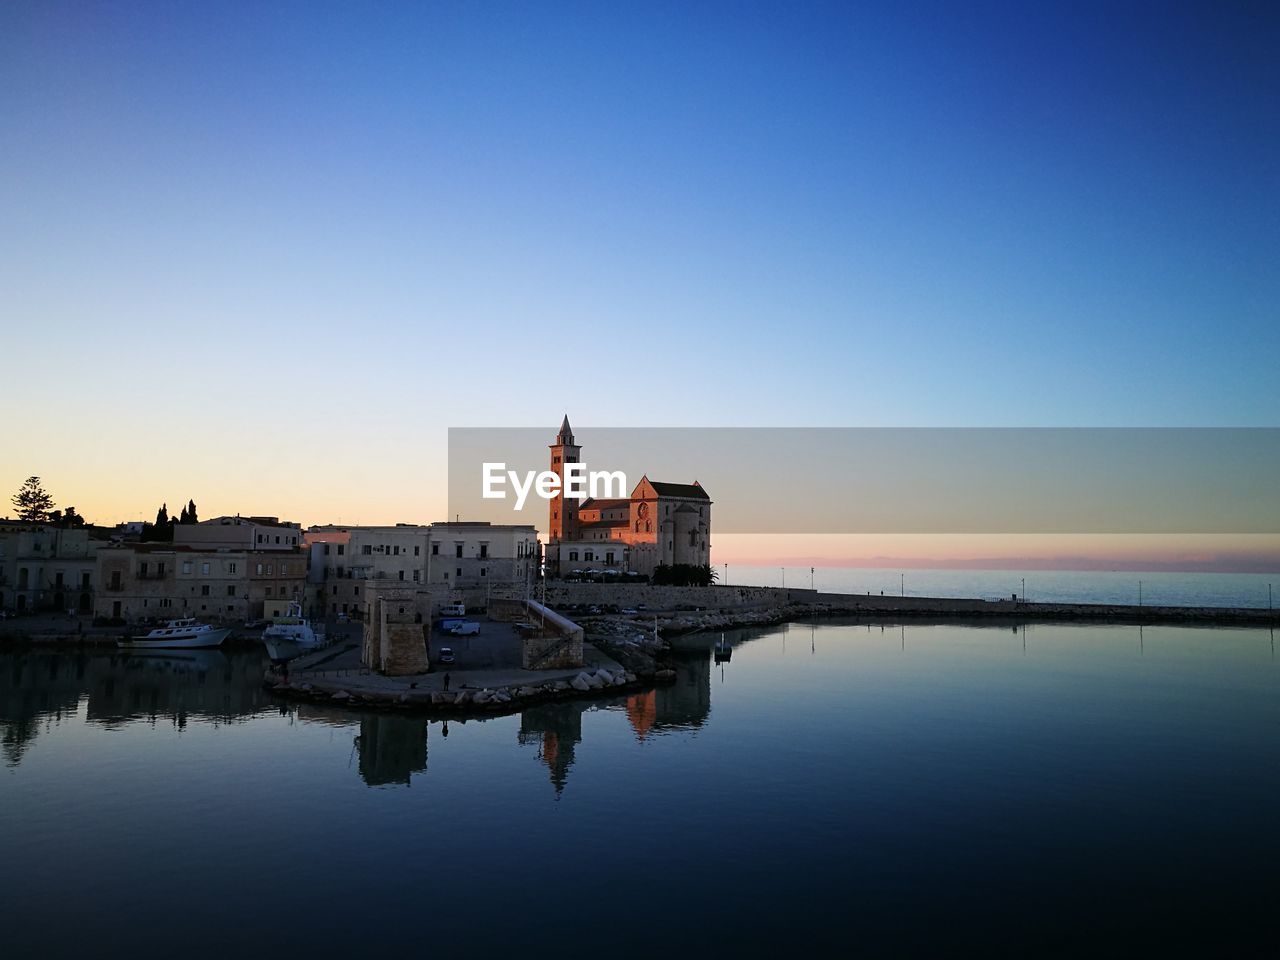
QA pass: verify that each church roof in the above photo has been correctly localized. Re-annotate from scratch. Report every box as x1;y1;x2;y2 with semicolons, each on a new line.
578;497;630;511
648;480;710;500
554;415;575;445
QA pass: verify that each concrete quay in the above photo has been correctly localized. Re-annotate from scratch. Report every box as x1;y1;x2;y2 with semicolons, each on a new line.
266;639;652;715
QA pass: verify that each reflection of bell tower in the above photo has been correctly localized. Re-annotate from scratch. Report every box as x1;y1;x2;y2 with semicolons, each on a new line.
549;415;581;543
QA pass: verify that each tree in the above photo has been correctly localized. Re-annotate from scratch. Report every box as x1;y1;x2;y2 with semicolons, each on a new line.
185;499;198;524
156;503;169;527
11;476;54;522
179;504;189;525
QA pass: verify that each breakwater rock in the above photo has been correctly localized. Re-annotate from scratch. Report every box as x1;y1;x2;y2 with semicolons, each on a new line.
266;665;656;717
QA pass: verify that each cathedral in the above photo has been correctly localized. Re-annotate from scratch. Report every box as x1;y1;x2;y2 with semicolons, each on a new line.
547;416;712;577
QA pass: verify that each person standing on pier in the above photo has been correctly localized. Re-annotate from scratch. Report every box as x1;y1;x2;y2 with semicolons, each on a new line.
443;672;451;692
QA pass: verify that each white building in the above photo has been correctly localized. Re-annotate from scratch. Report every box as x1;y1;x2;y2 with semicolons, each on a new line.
175;515;303;552
304;521;541;617
305;525;431;617
0;521;100;614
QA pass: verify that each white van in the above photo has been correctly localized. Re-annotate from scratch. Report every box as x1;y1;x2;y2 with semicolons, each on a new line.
438;603;465;617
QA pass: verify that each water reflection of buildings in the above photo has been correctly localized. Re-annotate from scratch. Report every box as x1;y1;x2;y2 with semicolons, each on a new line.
354;714;428;787
625;647;712;741
518;703;583;796
1;650;273;765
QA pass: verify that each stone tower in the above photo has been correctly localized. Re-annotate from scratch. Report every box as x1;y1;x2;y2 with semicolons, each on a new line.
549;415;581;543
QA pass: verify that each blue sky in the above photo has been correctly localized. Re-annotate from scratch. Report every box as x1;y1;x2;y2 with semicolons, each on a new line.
2;1;1277;527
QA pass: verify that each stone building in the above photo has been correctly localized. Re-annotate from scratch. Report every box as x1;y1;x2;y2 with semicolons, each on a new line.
305;522;538;618
95;542;307;621
305;524;431;618
174;515;303;551
0;521;101;614
547;416;712;576
427;521;540;600
361;581;428;676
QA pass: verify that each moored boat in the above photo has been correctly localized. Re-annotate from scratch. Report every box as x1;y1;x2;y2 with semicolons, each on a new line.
119;618;231;649
262;601;323;662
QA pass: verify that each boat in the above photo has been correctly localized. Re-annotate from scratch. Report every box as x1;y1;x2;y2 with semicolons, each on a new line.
261;601;323;662
118;618;231;649
714;633;732;663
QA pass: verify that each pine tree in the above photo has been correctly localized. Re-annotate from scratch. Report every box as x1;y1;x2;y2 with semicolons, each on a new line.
156;503;169;527
187;499;198;524
179;504;189;525
11;476;55;522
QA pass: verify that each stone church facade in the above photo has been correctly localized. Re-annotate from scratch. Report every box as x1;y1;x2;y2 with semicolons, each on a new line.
547;417;712;577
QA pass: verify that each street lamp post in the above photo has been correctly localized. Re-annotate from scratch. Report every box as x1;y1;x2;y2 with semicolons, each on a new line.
1139;580;1143;607
900;573;904;597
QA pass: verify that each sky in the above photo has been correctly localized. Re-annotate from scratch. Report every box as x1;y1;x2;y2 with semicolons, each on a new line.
2;1;1277;568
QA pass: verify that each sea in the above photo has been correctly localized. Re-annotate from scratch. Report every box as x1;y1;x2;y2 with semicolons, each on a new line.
724;564;1277;608
2;617;1277;956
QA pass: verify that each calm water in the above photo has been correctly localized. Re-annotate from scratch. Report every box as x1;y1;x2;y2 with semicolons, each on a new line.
729;564;1278;608
2;624;1278;956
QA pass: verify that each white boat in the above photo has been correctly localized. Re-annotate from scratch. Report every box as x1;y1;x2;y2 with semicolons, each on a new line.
119;618;231;649
262;602;323;662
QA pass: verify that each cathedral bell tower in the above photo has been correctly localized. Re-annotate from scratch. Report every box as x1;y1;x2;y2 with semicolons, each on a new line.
549;415;581;543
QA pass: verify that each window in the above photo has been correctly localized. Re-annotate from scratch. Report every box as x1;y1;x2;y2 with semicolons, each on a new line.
337;545;344;556
414;545;420;556
139;562;148;576
226;586;235;597
480;568;487;578
324;544;331;555
160;598;172;608
585;551;594;561
55;571;64;588
606;552;615;564
275;536;280;544
201;562;210;575
569;551;579;561
182;561;193;574
257;534;264;543
393;545;400;556
398;570;405;581
332;585;338;595
362;545;372;555
412;570;419;582
456;568;462;577
228;562;237;574
455;544;463;558
281;563;289;575
431;543;439;555
291;536;297;545
256;563;264;575
201;585;210;596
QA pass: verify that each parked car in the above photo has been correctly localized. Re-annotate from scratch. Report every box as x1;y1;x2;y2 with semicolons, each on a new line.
438;646;456;664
